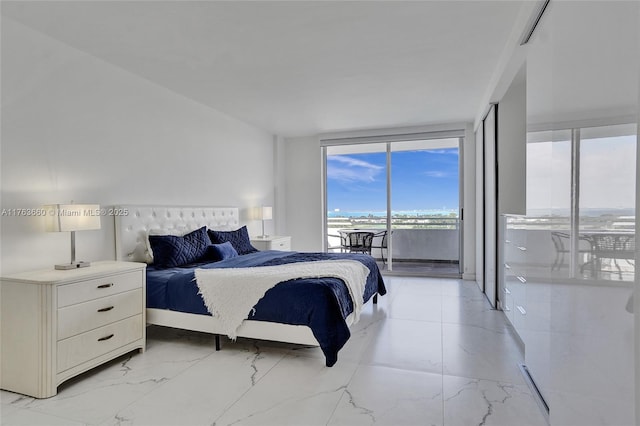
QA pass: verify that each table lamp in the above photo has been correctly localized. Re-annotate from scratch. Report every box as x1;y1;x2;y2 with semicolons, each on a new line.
44;204;101;270
258;206;272;238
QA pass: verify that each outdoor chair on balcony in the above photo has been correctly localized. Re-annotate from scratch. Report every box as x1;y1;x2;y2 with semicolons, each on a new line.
550;231;593;272
581;233;635;279
346;231;374;255
336;229;358;253
551;231;570;271
327;230;347;253
371;230;391;264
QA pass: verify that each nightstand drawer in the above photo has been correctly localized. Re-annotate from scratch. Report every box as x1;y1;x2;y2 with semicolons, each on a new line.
57;314;143;373
58;271;142;307
58;289;143;340
270;238;291;251
251;236;291;251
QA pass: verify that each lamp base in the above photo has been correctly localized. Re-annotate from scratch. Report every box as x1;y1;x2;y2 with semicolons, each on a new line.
55;261;91;270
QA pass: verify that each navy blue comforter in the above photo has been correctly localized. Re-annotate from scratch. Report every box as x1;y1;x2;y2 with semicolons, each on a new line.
146;251;386;366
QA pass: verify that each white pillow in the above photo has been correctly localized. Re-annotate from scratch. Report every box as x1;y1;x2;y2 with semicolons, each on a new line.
144;226;189;264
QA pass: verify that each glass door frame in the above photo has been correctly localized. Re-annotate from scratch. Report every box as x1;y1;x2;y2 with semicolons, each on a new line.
322;134;464;275
528;121;637;280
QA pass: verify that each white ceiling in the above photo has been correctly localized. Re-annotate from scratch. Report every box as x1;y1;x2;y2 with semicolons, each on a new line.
2;1;527;137
526;1;639;126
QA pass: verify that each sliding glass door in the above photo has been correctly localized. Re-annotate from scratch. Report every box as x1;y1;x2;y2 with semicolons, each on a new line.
326;143;388;253
325;137;462;276
527;123;636;281
390;139;460;274
578;124;636;281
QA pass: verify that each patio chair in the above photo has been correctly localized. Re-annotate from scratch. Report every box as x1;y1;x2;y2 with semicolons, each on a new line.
551;231;594;273
346;231;374;255
551;231;570;271
586;233;635;279
371;230;390;264
327;230;344;253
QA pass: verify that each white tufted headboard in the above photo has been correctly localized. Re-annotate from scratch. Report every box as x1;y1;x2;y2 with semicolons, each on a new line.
114;205;240;263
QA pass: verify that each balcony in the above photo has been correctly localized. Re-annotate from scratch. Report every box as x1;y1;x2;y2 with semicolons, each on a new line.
327;216;460;276
504;215;635;282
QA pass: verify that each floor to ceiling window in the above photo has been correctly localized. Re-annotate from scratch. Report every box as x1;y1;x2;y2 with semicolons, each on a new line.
519;121;637;425
324;137;462;276
525;123;636;282
521;2;639;423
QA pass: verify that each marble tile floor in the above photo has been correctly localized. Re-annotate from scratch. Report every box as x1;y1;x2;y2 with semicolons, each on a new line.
1;276;548;426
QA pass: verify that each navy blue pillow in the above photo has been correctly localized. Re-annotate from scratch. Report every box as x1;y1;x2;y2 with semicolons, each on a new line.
207;226;257;255
206;241;239;261
149;226;210;268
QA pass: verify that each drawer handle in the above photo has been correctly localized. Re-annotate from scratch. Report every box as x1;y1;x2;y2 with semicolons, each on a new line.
503;288;511;295
517;246;527;251
97;306;114;313
517;276;527;284
98;334;114;342
97;283;114;289
517;305;527;315
504;263;511;269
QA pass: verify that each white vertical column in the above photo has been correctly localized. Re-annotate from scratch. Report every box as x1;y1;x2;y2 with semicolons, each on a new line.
634;4;640;420
569;128;580;278
273;134;286;238
386;142;392;271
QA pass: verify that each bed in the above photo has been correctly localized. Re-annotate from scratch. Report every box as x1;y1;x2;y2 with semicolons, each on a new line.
114;205;386;366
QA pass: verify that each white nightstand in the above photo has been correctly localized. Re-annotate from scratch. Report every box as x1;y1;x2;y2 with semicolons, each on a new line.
251;235;292;251
1;261;146;398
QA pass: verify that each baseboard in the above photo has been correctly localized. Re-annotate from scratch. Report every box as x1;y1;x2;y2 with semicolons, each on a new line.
462;273;476;281
390;259;459;264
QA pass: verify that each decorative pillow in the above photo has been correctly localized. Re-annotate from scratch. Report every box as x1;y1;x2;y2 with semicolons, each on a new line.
206;241;239;261
144;226;189;264
149;226;210;268
207;226;257;255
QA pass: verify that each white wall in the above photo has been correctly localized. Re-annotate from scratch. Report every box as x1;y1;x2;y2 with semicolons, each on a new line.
273;135;287;238
497;67;526;215
474;124;484;290
281;136;323;252
462;123;476;280
634;3;640;421
0;18;275;275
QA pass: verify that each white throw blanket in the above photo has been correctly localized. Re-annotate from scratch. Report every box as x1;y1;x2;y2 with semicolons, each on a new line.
194;260;370;340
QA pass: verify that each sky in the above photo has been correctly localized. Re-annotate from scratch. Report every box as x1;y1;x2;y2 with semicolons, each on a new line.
526;134;636;213
326;148;459;213
327;132;637;216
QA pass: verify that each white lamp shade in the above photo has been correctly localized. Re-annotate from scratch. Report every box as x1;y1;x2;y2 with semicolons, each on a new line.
44;204;101;232
260;206;273;221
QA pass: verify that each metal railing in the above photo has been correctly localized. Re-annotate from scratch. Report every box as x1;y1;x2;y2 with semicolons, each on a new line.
327;216;460;262
506;215;635;232
505;214;635;281
327;216;460;230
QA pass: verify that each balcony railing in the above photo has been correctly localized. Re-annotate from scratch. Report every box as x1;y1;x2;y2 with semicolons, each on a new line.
504;214;635;231
328;216;460;229
505;214;635;281
328;216;460;262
